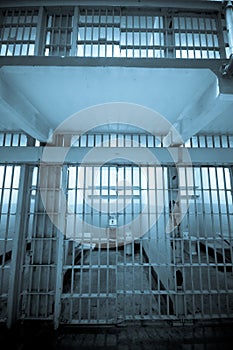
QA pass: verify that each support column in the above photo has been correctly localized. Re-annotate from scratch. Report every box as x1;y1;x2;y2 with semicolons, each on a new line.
54;165;68;329
168;166;185;317
45;135;70;329
165;14;175;58
71;7;79;56
34;7;47;56
37;163;65;329
226;1;233;57
221;1;233;77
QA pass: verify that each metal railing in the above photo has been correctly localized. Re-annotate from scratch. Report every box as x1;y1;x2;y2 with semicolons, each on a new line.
0;6;228;59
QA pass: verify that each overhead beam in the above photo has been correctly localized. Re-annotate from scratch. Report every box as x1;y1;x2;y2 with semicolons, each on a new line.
0;1;224;11
0;72;52;142
1;146;233;165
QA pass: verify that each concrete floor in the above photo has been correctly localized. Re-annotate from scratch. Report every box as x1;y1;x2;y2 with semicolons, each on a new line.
1;321;233;349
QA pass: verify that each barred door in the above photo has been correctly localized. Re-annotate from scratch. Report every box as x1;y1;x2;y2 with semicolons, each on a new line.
60;164;172;324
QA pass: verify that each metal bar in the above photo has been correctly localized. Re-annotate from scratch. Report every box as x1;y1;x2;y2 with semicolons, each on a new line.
90;9;94;57
34;7;44;55
217;11;227;59
3;146;233;165
65;14;69;56
28;10;33;55
54;230;64;329
58;14;62;55
83;9;87;57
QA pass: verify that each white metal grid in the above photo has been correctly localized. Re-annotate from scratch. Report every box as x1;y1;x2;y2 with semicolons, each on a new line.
44;10;73;56
1;132;233;149
0;8;38;56
76;8;224;59
0;132;40;147
171;13;222;59
185;135;233;148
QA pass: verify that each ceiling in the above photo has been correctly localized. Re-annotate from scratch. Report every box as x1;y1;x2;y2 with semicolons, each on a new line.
0;64;233;142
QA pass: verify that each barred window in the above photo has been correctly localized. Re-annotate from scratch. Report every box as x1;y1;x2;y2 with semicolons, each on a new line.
76;8;225;59
44;10;73;56
0;8;38;56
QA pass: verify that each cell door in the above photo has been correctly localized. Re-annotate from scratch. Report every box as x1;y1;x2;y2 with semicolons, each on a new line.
60;164;172;324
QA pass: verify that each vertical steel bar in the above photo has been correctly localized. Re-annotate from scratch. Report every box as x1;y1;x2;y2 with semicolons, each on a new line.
91;9;94;57
84;9;87;57
209;14;216;58
54;230;64;328
216;11;227;59
204;15;209;59
111;8;114;57
185;16;189;58
65;13;69;56
104;8;107;57
197;17;203;59
97;235;101;321
98;9;100;57
35;7;45;56
88;167;93;320
178;15;182;58
54;165;66;328
28;10;33;55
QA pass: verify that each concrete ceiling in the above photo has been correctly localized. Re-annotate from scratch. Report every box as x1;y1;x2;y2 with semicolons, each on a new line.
0;65;233;142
